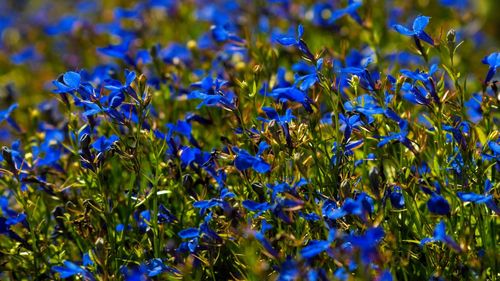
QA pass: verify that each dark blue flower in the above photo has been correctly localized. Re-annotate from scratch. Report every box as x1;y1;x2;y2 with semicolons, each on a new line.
97;37;135;65
211;20;242;43
267;87;314;112
44;16;80;36
378;120;416;153
294;58;323;91
277;257;300;281
243;196;303;224
464;93;482;124
52;261;96;280
393;15;434;45
11;47;38;65
389;186;405;209
421;221;461;252
276;25;314;60
234;148;270;173
91;135;119;153
482;53;500;84
253;220;279;258
481;52;500;83
142;258;179;277
330;1;362;24
424;188;450;215
177;212;221;254
345;227;385;264
400;83;431;106
440;0;469;10
344;94;384;123
300;229;336;259
0;196;28;245
104;70;139;101
323;192;374;221
311;3;334;27
52;71;81;94
482;140;500;162
188;76;236;111
0;103;20;131
443;120;469;151
457;180;500;214
160;43;192;65
193;187;235;215
259;106;295;145
339;113;363;140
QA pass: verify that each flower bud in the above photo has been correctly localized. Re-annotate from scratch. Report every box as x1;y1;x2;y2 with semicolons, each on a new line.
446;29;456;45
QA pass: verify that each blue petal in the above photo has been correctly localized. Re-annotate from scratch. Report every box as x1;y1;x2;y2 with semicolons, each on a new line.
178;228;199;239
393;24;415;36
300;240;330;259
413;16;430;33
457;192;484;202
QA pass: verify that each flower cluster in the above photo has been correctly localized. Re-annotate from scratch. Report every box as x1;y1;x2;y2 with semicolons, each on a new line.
0;0;498;280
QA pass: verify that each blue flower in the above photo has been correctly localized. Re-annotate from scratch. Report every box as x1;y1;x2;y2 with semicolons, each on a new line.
443;120;469;151
428;195;450;215
52;71;81;94
178;212;221;254
104;70;139;101
52;261;96;281
193;187;235;215
464;93;482;124
234;148;270;173
344;94;384;123
242;200;271;217
440;0;469;10
277;257;300;281
311;3;334;27
300;229;336;259
160;43;192;65
259;106;295;145
482;140;500;162
457;180;500;214
0;103;20;131
400;64;438;82
276;25;314;60
188;76;236;110
44;16;80;36
91;135;119;153
389;186;405;209
267;87;314;112
400;83;431;106
393;15;434;45
481;52;500;83
378;271;394;281
211;20;242;43
322;192;374;221
243;195;303;224
345;227;385;264
378;120;416;153
294;58;323;90
0;196;28;245
11;47;38;65
142;258;179;277
421;221;461;252
97;37;135;65
400;65;440;104
339;113;363;140
253;220;279;258
422;184;451;215
330;1;362;24
120;258;178;280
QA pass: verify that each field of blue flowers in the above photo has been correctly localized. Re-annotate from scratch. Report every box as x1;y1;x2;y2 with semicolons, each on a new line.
0;0;499;280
